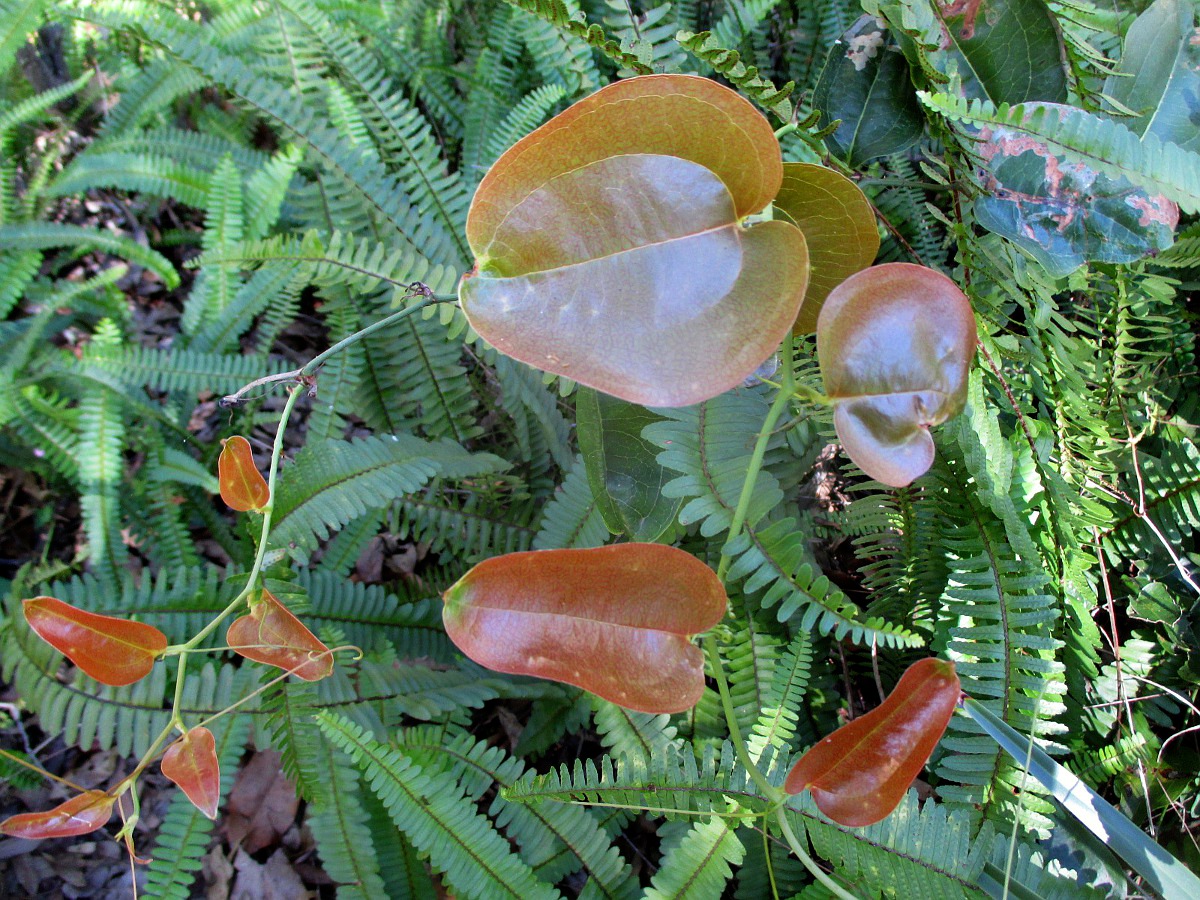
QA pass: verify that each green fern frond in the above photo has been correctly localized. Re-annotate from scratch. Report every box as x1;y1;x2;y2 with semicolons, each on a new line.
747;629;812;761
48;151;211;207
482;83;567;170
0;222;179;288
394;484;536;563
502;0;654;75
84;344;288;396
675;30;794;121
592;696;682;766
0;0;49;75
645;814;745;899
532;453;610;550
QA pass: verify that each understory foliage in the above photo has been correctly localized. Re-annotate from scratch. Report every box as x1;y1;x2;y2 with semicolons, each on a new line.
1;0;1198;897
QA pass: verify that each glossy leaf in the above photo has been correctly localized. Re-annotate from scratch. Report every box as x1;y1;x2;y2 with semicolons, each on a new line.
161;726;220;819
460;74;809;407
784;658;960;827
0;790;116;840
23;596;168;686
812;16;923;166
218;435;270;512
773;163;878;333
1103;0;1200;152
817;263;975;487
938;0;1067;105
441;544;727;713
576;388;680;541
226;589;333;681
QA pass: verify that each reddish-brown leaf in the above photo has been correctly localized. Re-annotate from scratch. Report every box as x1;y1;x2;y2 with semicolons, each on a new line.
442;544;727;713
219;435;270;511
784;658;961;827
227;589;333;681
0;790;116;840
161;726;221;819
23;596;168;686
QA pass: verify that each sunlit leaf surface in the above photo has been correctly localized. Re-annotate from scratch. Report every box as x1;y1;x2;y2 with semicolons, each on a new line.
785;658;960;827
218;435;270;512
461;74;808;406
0;790;116;840
23;596;168;686
442;544;727;713
818;264;975;487
161;726;221;819
227;589;333;681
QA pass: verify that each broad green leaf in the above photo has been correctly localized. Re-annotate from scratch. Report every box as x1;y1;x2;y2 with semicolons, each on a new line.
442;544;727;713
23;596;168;686
218;435;269;512
817;263;975;487
773;163;878;333
812;16;924;166
0;790;116;840
1104;0;1200;152
576;387;680;541
461;74;809;407
161;726;220;819
785;658;960;827
226;589;333;681
937;0;1068;104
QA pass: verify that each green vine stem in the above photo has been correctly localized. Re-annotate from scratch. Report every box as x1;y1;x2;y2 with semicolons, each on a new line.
775;806;861;900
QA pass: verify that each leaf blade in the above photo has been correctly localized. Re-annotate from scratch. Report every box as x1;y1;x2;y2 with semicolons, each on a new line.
23;596;168;686
161;726;221;820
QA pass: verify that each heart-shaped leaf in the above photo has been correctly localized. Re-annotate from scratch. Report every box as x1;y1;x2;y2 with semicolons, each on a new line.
773;163;878;333
461;74;809;407
0;790;116;840
227;589;333;681
23;596;168;686
442;544;727;713
219;435;270;511
161;726;220;819
817;263;975;487
784;658;961;827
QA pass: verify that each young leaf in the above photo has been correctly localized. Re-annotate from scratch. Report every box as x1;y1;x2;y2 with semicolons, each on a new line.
0;790;116;840
226;589;333;681
218;435;270;511
784;658;960;827
460;74;809;406
23;596;168;686
773;163;879;333
161;726;221;819
817;263;975;487
441;544;727;713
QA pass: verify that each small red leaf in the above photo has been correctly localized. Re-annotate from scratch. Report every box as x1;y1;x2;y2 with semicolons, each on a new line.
0;790;116;839
219;435;270;511
161;726;221;819
442;544;727;713
227;589;333;681
784;658;961;827
23;596;168;686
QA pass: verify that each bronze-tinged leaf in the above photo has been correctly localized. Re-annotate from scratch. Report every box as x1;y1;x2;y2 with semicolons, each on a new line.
0;790;116;840
219;435;270;512
773;163;878;333
461;74;809;407
817;263;975;487
23;596;168;686
442;544;727;713
227;589;333;681
161;726;221;819
784;658;961;827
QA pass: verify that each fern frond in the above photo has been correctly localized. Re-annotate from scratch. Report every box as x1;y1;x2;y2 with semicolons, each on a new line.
592;696;682;766
747;629;812;761
645;814;745;899
502;0;654;75
675;30;794;121
85;345;287;396
0;222;179;288
49;151;211;207
532;453;609;550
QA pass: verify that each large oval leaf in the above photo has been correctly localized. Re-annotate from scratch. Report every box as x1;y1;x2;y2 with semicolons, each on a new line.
773;163;878;333
817;263;975;487
442;544;727;713
161;726;221;820
227;588;333;681
784;658;960;827
461;74;809;407
218;435;269;512
23;596;168;686
0;790;116;840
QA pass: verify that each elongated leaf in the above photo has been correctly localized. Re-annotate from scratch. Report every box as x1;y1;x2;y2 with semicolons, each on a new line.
442;544;727;713
785;658;960;827
817;264;975;487
576;388;680;541
218;436;269;512
227;589;333;681
0;790;116;840
812;16;923;165
461;74;808;406
161;726;220;819
23;596;168;686
773;163;878;333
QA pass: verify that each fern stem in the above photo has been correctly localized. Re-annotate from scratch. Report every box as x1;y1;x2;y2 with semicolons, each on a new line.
717;334;795;582
774;807;860;900
704;633;780;803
